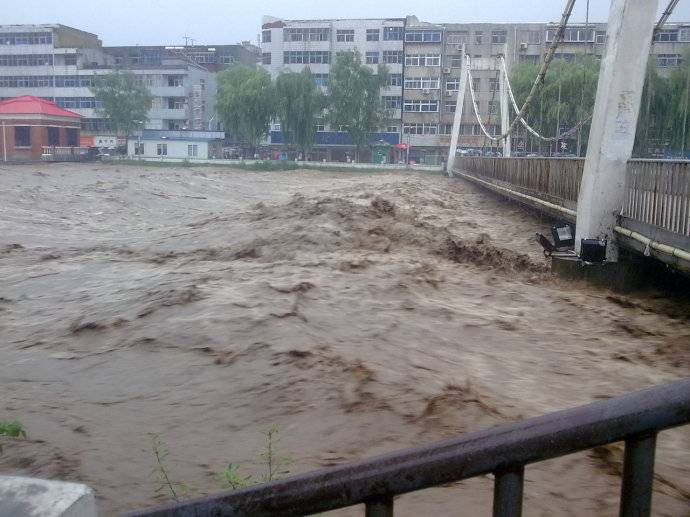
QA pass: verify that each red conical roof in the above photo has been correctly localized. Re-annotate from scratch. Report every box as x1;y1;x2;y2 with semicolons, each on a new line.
0;96;82;118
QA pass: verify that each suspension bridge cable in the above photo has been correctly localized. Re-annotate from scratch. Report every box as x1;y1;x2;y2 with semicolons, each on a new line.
499;57;593;142
656;0;680;33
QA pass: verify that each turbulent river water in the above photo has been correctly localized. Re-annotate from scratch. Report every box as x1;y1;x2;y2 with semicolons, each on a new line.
0;163;688;516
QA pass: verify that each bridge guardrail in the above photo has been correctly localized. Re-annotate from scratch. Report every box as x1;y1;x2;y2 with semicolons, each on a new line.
126;379;690;517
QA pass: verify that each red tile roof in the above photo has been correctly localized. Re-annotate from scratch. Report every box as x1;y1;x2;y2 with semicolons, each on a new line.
0;96;82;118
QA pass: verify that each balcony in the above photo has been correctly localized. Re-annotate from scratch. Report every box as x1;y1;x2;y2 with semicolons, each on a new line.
148;108;187;121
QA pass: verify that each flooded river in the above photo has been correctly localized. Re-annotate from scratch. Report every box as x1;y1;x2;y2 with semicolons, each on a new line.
0;163;688;515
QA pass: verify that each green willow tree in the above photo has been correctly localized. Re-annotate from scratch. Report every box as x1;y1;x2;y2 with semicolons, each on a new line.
91;71;153;136
274;69;325;157
327;51;390;161
216;65;274;155
510;57;600;155
635;51;690;156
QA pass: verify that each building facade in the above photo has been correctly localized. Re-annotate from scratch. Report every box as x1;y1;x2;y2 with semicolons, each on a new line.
127;129;225;159
0;24;258;139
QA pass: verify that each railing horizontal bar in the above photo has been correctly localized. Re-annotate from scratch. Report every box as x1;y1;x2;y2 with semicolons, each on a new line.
493;467;524;517
619;433;657;517
126;379;690;517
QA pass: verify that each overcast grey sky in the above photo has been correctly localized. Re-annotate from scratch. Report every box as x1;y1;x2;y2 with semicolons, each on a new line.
5;1;690;46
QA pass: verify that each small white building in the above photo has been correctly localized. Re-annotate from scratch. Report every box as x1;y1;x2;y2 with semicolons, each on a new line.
128;129;225;159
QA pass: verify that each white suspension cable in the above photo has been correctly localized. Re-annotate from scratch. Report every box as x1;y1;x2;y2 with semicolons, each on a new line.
466;64;502;142
499;56;593;142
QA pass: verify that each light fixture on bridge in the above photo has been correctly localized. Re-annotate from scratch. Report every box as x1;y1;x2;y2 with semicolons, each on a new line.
551;223;574;248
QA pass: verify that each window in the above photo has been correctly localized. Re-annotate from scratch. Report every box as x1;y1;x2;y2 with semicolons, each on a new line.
0;31;52;45
403;123;438;135
386;125;399;133
188;144;198;157
315;119;325;132
488;101;499;115
0;54;53;66
445;101;457;113
489;78;499;91
262;30;271;43
680;28;690;42
528;31;541;44
491;30;507;44
405;54;440;67
383;50;403;64
595;31;606;44
134;142;144;155
447;32;469;45
262;53;271;65
54;97;102;109
404;77;440;89
168;76;183;87
66;128;78;147
336;30;354;42
387;73;402;87
475;32;483;44
405;31;442;43
64;55;77;66
547;28;594;43
403;100;439;112
439;124;453;135
657;53;682;67
366;29;380;41
283;51;330;64
220;55;235;65
313;73;329;87
0;76;53;87
382;96;402;109
284;28;330;42
519;54;540;65
47;127;60;146
446;77;461;91
366;51;379;64
450;56;463;68
157;143;168;156
654;29;679;42
169;98;185;110
472;77;480;91
383;26;404;41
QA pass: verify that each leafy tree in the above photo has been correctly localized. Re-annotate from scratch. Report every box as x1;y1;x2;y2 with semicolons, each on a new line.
510;57;600;155
91;71;153;136
274;69;325;157
635;50;690;155
327;51;390;161
216;65;274;155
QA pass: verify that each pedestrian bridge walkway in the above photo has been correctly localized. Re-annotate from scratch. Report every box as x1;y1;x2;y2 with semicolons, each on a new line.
453;157;690;275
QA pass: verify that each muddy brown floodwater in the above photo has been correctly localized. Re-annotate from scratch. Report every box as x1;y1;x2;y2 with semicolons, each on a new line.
0;163;688;516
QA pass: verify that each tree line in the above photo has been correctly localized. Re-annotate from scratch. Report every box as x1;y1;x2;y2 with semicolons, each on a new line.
510;52;690;157
215;50;389;159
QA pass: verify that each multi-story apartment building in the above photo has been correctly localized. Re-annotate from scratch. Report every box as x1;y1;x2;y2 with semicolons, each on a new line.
0;24;258;138
260;16;405;161
261;16;690;164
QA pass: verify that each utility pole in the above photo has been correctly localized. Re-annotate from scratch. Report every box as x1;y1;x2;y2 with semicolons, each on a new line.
446;44;467;175
575;0;659;261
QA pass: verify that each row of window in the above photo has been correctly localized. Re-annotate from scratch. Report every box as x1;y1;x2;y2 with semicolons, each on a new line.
0;32;53;45
0;54;53;66
264;26;404;44
404;77;462;91
54;97;102;109
133;143;199;157
657;53;683;67
402;123;499;136
653;28;690;42
283;51;331;64
0;75;53;88
12;126;79;147
405;54;441;67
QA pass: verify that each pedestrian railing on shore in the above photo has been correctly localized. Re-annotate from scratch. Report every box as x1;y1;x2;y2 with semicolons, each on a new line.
41;146;90;162
126;379;690;517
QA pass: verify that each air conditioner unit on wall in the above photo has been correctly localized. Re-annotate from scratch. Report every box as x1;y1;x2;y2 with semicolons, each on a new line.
445;90;453;97
520;42;528;51
442;67;451;74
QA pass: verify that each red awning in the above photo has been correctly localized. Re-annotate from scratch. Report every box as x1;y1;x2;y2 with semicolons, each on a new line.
394;143;410;150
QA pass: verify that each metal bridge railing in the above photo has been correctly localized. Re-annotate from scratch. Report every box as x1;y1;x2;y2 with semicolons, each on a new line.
127;379;690;517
